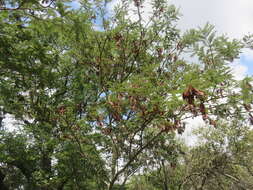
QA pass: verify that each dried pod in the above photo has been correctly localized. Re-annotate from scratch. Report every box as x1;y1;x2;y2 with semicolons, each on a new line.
157;48;163;58
183;85;205;106
249;114;253;125
209;119;217;127
199;102;206;115
114;33;123;47
243;104;251;111
202;114;208;121
173;55;178;62
102;128;112;135
129;96;138;111
112;112;121;121
170;163;177;169
160;122;174;133
108;101;114;107
176;42;183;50
192;87;205;97
246;81;252;89
183;86;195;105
177;126;185;135
57;106;66;115
133;0;141;7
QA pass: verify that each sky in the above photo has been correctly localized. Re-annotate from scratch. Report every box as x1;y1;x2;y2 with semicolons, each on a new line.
171;0;253;38
170;0;253;77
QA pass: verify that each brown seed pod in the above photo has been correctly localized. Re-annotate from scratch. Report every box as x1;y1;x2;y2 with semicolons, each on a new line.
243;104;251;111
112;112;121;121
193;88;205;97
177;126;185;135
209;119;217;127
202;114;208;121
57;106;66;115
102;128;112;135
249;117;253;125
199;102;206;115
157;48;163;58
183;85;205;105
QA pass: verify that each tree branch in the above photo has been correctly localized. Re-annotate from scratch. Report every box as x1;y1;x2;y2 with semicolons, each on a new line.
108;129;164;190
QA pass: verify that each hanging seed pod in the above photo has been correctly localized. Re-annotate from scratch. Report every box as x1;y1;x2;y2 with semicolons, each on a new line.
243;104;251;111
199;102;206;115
209;119;217;127
249;114;253;125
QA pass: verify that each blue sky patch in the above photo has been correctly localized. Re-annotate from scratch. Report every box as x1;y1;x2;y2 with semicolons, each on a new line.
240;53;253;76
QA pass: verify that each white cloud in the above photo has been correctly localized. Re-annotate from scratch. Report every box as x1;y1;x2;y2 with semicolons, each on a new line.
230;61;248;80
170;0;253;39
107;0;121;12
179;116;205;146
108;0;253;39
107;0;153;24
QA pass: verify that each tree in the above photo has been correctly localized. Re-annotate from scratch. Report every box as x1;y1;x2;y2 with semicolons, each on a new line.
177;120;253;190
126;121;253;190
0;0;252;189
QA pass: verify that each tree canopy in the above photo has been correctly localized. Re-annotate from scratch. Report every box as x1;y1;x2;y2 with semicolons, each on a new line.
0;0;253;189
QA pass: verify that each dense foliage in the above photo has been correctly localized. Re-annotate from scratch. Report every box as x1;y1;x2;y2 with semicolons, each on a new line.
0;0;253;189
